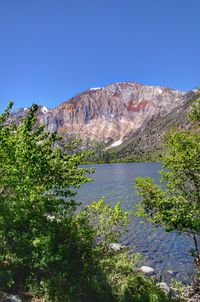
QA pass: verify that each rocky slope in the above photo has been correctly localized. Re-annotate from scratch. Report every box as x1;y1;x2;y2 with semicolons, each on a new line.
108;90;198;161
13;82;193;147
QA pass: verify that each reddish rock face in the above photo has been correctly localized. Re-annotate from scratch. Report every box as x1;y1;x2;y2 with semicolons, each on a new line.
127;100;149;112
13;82;188;145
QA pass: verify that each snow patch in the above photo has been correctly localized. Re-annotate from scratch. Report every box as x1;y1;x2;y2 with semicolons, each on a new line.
110;138;123;147
90;87;102;90
105;138;123;150
41;106;49;113
157;88;163;94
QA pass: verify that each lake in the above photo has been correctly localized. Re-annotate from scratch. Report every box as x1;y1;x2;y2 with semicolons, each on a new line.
76;162;195;284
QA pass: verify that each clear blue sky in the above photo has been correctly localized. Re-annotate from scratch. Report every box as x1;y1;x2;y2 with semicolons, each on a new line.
0;0;200;111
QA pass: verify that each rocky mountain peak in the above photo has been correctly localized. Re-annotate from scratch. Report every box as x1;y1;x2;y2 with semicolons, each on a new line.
12;82;190;146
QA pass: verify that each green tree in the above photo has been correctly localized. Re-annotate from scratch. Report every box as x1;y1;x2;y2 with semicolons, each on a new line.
135;97;200;266
0;102;94;298
0;102;177;301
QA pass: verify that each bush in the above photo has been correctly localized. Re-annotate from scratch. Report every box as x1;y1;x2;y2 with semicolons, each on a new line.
0;103;176;301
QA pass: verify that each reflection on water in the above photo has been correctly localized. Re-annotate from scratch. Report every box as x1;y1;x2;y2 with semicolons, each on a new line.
76;162;195;283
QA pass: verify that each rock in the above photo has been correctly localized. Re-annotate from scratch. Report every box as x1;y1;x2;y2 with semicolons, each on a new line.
166;269;178;277
11;296;21;302
0;295;22;302
140;266;155;275
11;82;191;144
157;282;170;294
109;243;124;252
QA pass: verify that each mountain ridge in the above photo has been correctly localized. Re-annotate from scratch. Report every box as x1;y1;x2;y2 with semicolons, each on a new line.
107;90;198;162
12;81;192;148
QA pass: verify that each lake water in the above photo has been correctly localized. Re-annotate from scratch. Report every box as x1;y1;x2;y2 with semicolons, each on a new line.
76;162;195;284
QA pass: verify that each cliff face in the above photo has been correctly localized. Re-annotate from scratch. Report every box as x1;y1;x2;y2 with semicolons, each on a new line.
111;90;198;161
13;82;190;146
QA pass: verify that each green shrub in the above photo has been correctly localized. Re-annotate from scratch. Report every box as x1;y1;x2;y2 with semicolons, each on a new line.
0;103;176;301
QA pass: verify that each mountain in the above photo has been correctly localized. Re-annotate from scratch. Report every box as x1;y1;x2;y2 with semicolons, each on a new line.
12;82;195;152
12;82;200;162
108;90;198;162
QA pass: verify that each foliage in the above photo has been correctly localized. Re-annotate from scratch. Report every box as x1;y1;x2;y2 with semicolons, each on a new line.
84;198;129;252
189;98;200;123
0;102;94;297
135;98;200;263
0;102;176;301
92;252;174;302
169;279;185;297
84;140;111;164
81;199;177;301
